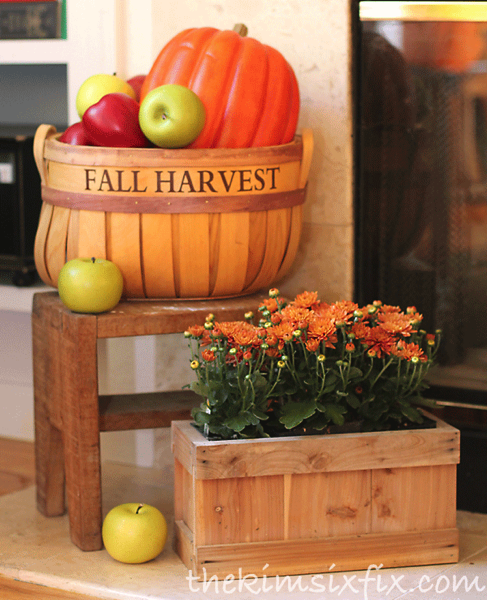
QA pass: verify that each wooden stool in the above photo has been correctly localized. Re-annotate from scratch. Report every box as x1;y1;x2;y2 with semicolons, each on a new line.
32;290;265;551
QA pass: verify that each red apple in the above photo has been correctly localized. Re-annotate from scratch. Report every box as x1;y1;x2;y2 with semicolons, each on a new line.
83;93;149;148
127;74;146;102
59;122;93;146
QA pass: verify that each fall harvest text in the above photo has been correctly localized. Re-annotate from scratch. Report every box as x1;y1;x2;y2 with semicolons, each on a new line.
84;167;281;194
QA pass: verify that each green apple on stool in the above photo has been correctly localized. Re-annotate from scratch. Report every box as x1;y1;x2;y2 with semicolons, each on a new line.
57;257;124;314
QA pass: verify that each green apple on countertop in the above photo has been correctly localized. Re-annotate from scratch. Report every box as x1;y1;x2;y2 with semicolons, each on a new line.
102;503;168;564
57;257;124;314
138;84;205;148
75;73;137;118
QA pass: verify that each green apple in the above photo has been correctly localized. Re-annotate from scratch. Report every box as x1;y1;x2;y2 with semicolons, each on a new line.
57;257;124;314
102;503;168;564
138;84;205;148
76;74;137;118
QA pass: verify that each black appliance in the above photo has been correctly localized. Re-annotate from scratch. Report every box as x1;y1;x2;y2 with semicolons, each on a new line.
0;125;42;285
356;2;487;513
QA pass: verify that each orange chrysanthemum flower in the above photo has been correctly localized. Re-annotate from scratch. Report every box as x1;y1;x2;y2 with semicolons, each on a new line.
232;323;259;347
292;291;319;309
201;349;216;362
305;338;320;352
265;348;281;358
378;312;413;337
260;297;280;313
307;317;337;347
199;330;212;346
392;341;427;362
363;326;396;358
281;305;313;326
379;304;402;315
315;300;359;325
217;321;242;339
265;321;295;349
187;325;206;338
351;322;369;342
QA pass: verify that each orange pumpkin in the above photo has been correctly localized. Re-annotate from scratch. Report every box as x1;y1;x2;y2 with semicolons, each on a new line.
140;27;300;149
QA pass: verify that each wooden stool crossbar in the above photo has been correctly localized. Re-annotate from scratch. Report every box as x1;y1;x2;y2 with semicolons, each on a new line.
32;291;265;551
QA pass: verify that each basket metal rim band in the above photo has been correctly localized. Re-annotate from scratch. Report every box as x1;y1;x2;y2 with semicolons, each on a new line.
40;185;307;214
44;135;304;167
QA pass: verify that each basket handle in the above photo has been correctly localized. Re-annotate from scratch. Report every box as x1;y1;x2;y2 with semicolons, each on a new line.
298;128;314;189
34;124;57;186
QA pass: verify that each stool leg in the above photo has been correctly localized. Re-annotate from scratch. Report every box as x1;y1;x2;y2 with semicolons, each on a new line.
33;295;66;516
62;312;103;551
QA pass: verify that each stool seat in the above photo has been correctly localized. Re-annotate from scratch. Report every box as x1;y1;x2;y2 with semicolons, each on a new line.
32;291;266;551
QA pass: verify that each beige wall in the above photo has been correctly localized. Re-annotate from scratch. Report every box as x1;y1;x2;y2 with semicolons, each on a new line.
147;0;355;303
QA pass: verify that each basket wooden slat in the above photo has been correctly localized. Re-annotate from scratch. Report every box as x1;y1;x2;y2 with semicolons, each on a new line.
141;213;177;298
45;205;70;285
34;202;55;287
212;212;250;297
76;210;107;259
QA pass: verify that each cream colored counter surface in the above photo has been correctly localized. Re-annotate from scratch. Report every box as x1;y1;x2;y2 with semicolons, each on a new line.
1;459;487;600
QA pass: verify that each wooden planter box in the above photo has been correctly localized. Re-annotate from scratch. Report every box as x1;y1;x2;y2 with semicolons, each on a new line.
32;124;313;300
171;414;460;578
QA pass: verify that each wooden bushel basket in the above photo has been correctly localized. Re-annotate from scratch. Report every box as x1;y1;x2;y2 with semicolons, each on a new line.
33;125;313;299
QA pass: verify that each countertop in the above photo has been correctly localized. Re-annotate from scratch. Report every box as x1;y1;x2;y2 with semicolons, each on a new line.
1;459;487;600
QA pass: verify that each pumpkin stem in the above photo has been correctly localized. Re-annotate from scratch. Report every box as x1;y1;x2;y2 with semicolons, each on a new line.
233;23;248;37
